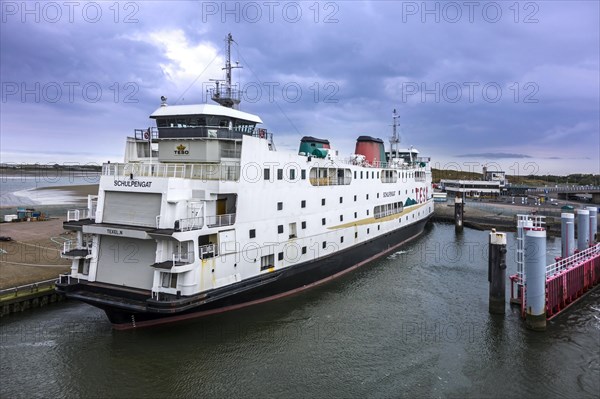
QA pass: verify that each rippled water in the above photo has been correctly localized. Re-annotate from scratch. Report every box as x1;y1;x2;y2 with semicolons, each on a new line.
1;223;598;398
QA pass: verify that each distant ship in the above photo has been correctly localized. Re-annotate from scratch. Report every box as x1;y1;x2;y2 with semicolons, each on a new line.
57;34;433;329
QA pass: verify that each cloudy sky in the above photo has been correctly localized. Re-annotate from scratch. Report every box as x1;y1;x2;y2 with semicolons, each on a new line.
1;1;598;175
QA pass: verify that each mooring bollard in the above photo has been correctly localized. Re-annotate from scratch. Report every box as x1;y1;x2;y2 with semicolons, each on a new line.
488;230;507;314
524;227;547;331
454;196;464;232
561;213;575;258
586;206;598;244
577;209;590;251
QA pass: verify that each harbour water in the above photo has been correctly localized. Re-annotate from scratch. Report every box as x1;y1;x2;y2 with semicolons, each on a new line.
1;223;599;398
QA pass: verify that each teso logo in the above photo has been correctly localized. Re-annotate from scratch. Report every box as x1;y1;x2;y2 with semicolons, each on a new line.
174;144;189;155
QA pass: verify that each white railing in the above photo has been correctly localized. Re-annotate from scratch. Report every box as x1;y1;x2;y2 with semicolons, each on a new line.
199;243;218;259
102;162;241;181
155;250;195;269
546;243;600;277
328;157;430;171
309;177;352;186
527;185;600;194
57;273;80;285
87;195;98;220
515;214;546;284
177;216;204;231
206;213;236;227
173;250;194;264
62;240;92;256
67;208;89;221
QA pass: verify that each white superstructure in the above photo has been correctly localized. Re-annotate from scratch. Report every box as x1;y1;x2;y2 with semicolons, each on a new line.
58;34;433;328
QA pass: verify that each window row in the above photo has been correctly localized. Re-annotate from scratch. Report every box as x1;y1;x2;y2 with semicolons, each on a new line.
264;168;307;181
275;190;417;211
262;167;423;184
258;224;393;271
374;201;404;219
309;167;352;186
351;170;420;181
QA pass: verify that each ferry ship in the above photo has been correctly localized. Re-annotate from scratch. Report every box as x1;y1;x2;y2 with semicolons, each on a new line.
56;34;433;329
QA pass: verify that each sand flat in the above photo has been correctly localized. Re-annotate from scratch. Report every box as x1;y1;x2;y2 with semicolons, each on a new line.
0;218;72;289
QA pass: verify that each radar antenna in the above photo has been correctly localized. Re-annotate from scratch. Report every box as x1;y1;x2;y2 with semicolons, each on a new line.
210;33;242;109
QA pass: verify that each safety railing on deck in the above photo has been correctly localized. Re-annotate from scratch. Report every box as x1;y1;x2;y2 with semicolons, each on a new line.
62;240;92;256
335;158;430;170
57;274;81;285
67;208;89;221
309;176;352;186
206;213;236;228
155;250;195;268
176;216;204;231
514;214;546;285
172;250;194;264
102;162;241;181
546;244;600;277
199;243;218;259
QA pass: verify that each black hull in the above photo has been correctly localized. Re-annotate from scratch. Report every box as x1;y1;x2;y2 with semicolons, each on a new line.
57;216;431;329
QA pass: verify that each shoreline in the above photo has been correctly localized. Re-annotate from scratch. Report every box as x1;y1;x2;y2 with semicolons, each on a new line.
1;184;99;209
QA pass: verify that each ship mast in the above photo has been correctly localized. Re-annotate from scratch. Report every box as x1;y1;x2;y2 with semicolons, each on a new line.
390;109;400;161
210;33;242;109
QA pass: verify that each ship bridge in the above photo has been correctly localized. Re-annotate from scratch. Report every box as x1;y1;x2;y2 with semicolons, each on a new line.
150;103;262;139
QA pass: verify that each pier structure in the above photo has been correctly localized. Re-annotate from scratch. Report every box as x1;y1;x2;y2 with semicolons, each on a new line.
454;195;464;231
560;212;575;258
577;209;590;250
0;279;63;316
510;211;600;327
488;230;507;314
